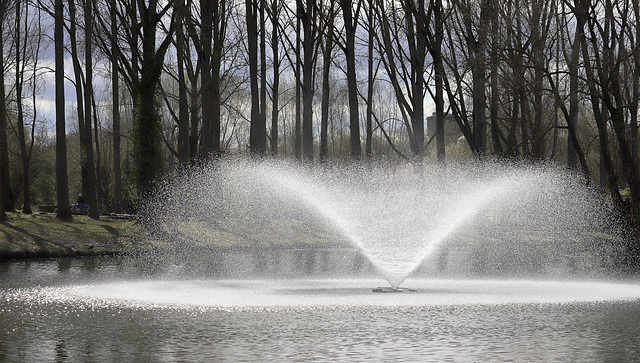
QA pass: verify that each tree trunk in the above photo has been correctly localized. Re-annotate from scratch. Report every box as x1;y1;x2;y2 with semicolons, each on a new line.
68;0;88;198
0;0;13;213
567;30;579;169
300;0;316;161
434;0;445;163
471;0;489;156
246;0;263;155
294;15;301;159
111;0;122;213
530;4;546;160
259;0;267;154
176;0;190;166
212;0;225;157
201;0;213;158
55;0;71;221
404;0;426;160
84;0;99;219
489;0;501;156
15;0;32;214
132;0;174;201
341;0;361;160
320;4;334;161
270;0;280;156
0;23;13;213
574;4;622;206
365;1;374;158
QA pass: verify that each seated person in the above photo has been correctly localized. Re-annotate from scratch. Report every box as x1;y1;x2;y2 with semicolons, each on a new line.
76;194;84;210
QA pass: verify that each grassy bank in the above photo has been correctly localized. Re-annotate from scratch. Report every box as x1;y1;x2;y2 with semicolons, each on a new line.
0;212;146;259
0;212;348;260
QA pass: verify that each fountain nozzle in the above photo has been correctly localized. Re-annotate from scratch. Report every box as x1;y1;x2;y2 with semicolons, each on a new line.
372;287;417;293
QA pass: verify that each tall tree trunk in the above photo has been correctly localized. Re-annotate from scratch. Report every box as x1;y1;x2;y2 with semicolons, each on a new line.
200;0;213;158
405;0;426;160
246;0;263;155
300;0;316;161
68;0;91;203
176;0;190;166
489;0;501;156
0;0;10;218
68;0;87;197
129;0;139;109
15;0;32;214
270;0;280;156
111;0;122;213
530;3;545;160
212;0;225;157
631;0;640;162
294;15;301;159
574;3;621;206
341;0;361;159
259;0;267;153
0;2;14;213
471;0;489;155
365;1;374;158
132;0;175;201
320;4;334;161
55;0;71;221
0;35;4;219
567;29;579;169
434;0;445;163
84;0;99;219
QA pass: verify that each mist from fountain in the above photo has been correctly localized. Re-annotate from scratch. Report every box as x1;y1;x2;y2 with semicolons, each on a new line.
146;160;623;288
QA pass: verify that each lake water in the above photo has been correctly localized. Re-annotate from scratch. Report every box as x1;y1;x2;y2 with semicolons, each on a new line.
1;251;640;362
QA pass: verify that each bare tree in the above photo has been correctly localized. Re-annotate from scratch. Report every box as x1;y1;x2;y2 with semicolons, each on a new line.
269;0;281;156
246;0;266;154
0;0;9;219
375;0;428;160
365;0;375;158
339;0;362;159
175;0;189;165
319;0;335;161
54;0;71;220
298;0;317;161
14;0;39;214
84;0;99;219
111;0;123;212
131;0;177;199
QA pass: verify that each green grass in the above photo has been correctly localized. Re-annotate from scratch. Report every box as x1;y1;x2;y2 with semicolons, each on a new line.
0;212;147;259
164;216;350;250
0;212;350;260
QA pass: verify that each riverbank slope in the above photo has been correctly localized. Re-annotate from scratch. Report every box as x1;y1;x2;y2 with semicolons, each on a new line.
0;212;144;259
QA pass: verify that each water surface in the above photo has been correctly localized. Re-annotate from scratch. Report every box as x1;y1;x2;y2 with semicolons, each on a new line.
1;253;639;362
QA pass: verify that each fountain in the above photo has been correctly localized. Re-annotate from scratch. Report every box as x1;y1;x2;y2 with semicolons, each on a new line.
146;159;625;289
2;160;640;361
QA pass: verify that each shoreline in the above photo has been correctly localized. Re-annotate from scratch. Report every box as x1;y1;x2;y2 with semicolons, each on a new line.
0;212;143;261
0;212;349;261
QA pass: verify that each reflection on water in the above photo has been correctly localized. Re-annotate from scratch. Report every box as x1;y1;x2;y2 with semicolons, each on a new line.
2;294;640;361
0;249;377;289
1;252;639;361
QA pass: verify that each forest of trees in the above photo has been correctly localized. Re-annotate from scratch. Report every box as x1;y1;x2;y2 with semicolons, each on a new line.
0;0;639;229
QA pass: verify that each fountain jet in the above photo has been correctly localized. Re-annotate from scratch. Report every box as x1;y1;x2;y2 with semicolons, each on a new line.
147;160;622;289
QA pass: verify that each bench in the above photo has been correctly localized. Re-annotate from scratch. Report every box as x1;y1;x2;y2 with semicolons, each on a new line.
38;205;57;213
